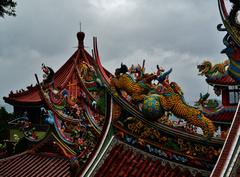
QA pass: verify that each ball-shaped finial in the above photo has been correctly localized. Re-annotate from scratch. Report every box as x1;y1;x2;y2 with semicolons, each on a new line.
77;32;85;48
77;32;85;42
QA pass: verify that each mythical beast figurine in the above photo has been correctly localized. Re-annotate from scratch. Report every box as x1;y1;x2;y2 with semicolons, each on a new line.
111;63;215;138
197;60;229;78
158;81;215;138
111;63;151;102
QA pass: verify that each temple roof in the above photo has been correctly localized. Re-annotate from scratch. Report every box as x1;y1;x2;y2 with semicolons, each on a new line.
3;30;239;176
210;100;240;176
3;86;42;106
206;74;237;86
209;111;234;123
205;107;236;123
93;141;207;177
0;152;70;177
3;32;93;106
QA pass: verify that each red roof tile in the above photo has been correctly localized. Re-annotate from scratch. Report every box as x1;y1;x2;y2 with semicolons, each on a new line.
0;152;70;177
207;108;235;122
206;74;237;86
94;144;204;177
4;87;42;105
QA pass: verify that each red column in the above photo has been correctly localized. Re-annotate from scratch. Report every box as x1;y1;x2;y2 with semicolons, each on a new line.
222;87;229;106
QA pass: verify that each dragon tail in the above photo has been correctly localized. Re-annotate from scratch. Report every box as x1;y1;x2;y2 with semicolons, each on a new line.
223;60;230;66
202;116;215;138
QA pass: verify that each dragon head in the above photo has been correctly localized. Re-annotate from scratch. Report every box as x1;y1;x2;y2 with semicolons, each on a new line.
197;61;212;76
170;82;183;96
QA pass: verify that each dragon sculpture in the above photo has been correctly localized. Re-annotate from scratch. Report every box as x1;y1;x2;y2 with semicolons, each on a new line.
41;63;55;88
111;63;172;102
195;93;210;107
111;64;150;102
197;60;229;77
111;63;215;137
158;82;215;137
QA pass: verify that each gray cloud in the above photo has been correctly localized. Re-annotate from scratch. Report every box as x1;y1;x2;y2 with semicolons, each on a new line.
0;0;225;111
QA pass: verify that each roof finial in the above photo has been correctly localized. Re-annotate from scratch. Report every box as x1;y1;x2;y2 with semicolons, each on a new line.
77;22;85;48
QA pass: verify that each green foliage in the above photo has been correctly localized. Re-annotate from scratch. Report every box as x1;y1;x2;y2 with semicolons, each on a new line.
0;107;13;142
0;0;17;18
14;137;30;153
0;142;6;150
0;106;13;121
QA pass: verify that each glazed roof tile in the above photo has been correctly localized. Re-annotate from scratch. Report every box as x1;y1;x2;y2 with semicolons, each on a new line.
206;107;236;122
206;74;237;86
94;143;204;177
0;152;70;177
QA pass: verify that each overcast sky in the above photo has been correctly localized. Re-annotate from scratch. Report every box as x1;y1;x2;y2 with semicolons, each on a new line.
0;0;227;112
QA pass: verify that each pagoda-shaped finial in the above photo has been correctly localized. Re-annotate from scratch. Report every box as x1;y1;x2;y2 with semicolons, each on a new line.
77;22;85;48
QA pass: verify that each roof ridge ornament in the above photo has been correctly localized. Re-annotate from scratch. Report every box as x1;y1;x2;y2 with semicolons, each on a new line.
77;21;85;49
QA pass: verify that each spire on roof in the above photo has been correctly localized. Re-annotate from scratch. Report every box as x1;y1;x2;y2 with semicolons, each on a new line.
77;22;85;49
